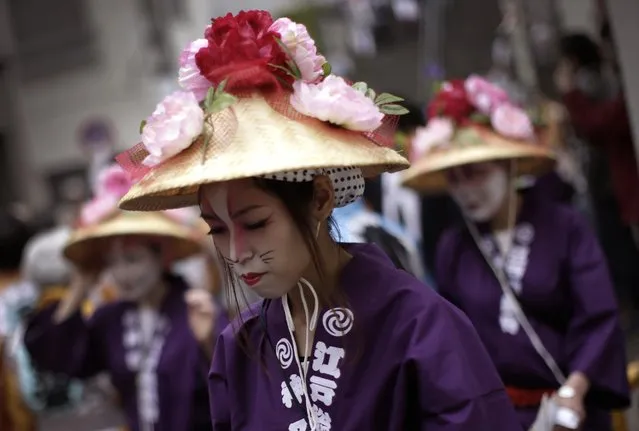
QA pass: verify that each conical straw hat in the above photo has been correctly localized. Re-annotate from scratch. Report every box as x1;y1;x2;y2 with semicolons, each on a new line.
118;93;408;212
64;211;202;267
402;124;555;193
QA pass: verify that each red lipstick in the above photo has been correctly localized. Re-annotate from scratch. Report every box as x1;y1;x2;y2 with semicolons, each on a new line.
241;272;266;287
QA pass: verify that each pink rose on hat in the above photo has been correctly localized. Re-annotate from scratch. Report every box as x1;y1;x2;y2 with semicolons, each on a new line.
290;75;383;132
491;103;534;140
411;118;455;159
80;194;119;226
141;91;205;167
464;75;510;114
269;18;326;83
96;164;132;198
178;39;212;101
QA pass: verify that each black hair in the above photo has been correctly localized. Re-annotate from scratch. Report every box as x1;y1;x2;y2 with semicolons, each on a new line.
0;210;32;271
559;33;602;70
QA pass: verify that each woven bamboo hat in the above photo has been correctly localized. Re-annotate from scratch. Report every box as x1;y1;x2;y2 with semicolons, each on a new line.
115;10;409;212
64;210;203;268
401;76;555;194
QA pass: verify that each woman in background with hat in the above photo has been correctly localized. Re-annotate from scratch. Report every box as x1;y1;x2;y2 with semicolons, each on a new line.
115;10;520;430
402;76;629;430
24;164;224;431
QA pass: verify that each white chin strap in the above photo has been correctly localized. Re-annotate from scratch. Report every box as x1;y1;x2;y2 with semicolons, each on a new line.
282;278;320;430
260;166;365;208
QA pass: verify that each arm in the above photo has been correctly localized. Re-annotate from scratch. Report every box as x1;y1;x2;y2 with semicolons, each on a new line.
563;211;630;409
23;302;108;380
400;294;520;429
562;90;630;144
208;335;232;431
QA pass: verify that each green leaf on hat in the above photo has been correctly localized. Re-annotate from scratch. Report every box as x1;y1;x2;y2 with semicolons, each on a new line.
139;120;147;134
209;93;238;114
352;82;369;94
379;103;410;115
322;62;332;77
365;88;376;101
375;93;405;106
204;81;238;115
274;37;302;79
470;112;491;124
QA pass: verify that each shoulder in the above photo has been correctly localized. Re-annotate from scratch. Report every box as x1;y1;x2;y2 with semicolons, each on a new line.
215;302;263;357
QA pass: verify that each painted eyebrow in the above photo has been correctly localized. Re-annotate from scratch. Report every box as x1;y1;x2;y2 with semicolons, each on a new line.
200;205;266;221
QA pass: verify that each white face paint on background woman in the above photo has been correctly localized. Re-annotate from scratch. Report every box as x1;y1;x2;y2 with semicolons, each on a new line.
446;162;509;222
106;238;164;301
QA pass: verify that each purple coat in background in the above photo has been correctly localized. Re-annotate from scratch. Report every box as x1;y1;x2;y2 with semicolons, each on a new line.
436;197;630;431
208;243;521;430
24;275;228;431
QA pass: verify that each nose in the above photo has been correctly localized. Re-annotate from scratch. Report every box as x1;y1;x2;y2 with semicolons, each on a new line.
229;229;252;263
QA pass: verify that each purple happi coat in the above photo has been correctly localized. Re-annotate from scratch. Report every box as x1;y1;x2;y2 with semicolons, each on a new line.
24;274;228;431
208;243;521;430
436;197;630;430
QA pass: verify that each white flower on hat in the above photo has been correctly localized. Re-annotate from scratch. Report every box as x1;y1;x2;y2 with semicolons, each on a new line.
141;91;205;167
290;75;384;132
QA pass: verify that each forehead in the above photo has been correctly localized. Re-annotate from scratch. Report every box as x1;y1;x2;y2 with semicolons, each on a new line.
107;237;156;254
448;162;498;178
199;179;273;213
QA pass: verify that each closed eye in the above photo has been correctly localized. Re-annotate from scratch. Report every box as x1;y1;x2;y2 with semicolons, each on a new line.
245;219;268;230
208;226;227;236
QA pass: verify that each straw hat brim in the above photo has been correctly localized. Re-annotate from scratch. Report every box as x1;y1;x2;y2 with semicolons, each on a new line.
401;125;556;194
64;211;202;267
119;93;409;212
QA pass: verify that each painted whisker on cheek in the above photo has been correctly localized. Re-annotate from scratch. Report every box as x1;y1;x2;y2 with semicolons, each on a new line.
259;250;274;264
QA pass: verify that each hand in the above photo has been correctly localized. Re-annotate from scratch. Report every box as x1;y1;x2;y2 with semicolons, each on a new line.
185;289;218;354
554;60;577;94
552;392;585;431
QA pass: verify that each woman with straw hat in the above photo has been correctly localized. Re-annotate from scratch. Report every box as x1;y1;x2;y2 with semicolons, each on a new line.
114;10;520;430
401;76;630;430
23;164;225;431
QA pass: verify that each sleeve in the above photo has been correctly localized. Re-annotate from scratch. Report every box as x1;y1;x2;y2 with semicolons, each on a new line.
562;90;631;143
563;211;631;409
400;294;521;430
208;334;232;431
23;302;107;379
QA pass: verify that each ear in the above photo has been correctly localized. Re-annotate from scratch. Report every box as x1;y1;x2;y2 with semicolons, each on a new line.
310;175;335;222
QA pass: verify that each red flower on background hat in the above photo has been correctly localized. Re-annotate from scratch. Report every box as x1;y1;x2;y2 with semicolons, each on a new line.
426;80;474;123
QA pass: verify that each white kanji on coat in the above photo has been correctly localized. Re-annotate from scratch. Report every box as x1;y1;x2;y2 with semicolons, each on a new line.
313;405;332;430
281;381;293;408
289;418;308;431
309;375;338;406
312;342;345;379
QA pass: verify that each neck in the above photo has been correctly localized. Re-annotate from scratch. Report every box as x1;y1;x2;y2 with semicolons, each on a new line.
287;235;351;324
139;278;168;309
490;192;522;232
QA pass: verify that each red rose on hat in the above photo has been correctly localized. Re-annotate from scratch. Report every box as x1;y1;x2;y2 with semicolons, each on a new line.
426;79;474;123
195;10;290;92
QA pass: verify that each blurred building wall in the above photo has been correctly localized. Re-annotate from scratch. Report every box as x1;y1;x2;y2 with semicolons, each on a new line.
9;0;299;208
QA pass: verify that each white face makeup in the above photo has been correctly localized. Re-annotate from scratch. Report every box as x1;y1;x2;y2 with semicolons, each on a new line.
199;179;312;299
447;162;509;222
106;238;164;301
